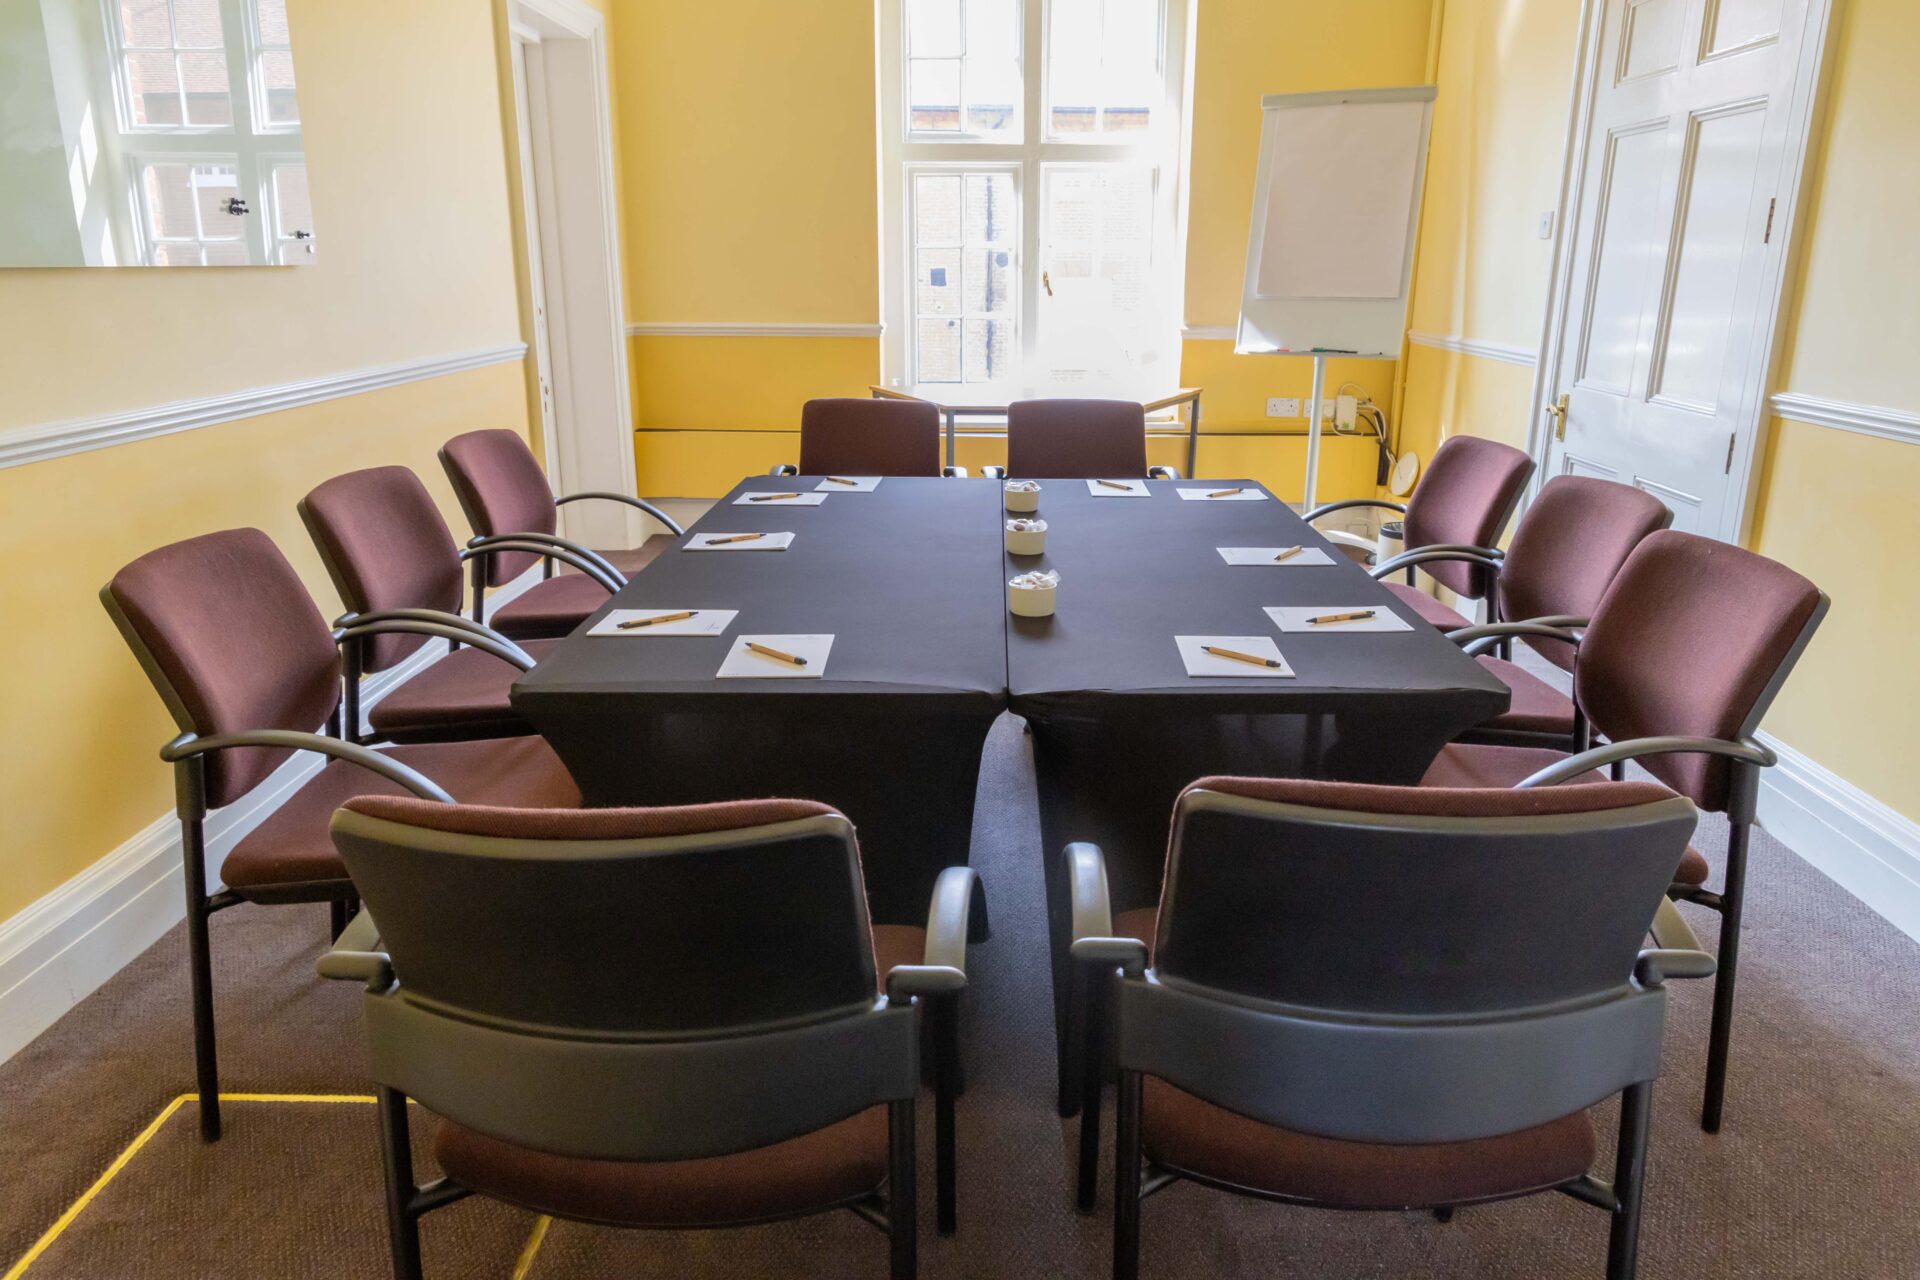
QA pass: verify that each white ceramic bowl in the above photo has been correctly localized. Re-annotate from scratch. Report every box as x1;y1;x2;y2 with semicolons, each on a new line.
1004;482;1041;513
1005;519;1048;556
1008;579;1057;617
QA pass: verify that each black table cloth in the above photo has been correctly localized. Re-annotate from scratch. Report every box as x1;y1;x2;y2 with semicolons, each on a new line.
512;476;1008;924
1002;478;1510;1062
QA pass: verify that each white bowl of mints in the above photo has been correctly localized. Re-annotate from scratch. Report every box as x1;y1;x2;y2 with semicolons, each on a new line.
1008;569;1058;617
1004;479;1042;513
1005;517;1048;556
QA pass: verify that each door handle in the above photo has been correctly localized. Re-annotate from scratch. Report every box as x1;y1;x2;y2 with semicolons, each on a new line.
1546;392;1569;441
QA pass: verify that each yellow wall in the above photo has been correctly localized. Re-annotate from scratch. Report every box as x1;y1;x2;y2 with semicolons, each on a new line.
0;0;534;918
618;0;1434;499
1401;0;1920;825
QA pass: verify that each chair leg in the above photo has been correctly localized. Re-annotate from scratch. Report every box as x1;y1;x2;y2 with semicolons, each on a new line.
1077;971;1107;1212
1701;817;1751;1134
1606;1081;1653;1280
1113;1070;1144;1280
931;993;960;1236
888;1097;917;1280
177;803;222;1143
1059;950;1087;1118
378;1086;425;1280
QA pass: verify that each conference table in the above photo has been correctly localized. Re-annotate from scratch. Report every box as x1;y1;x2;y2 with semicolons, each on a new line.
513;472;1510;1004
511;476;1008;925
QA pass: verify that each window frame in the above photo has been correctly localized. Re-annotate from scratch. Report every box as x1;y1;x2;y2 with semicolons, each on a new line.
878;0;1191;397
128;152;248;265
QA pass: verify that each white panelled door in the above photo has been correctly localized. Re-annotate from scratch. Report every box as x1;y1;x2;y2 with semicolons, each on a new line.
1543;0;1825;538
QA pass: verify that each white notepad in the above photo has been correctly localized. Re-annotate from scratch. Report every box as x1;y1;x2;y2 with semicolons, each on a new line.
1217;546;1336;567
715;634;834;679
1086;479;1150;497
734;491;828;506
1178;487;1269;502
682;531;796;552
1177;636;1295;678
814;476;882;492
588;609;737;638
1265;606;1414;634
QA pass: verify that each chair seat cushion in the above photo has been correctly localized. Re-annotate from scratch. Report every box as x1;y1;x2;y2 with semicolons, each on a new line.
366;641;557;742
1142;1078;1596;1210
221;737;580;902
1383;581;1473;630
1474;655;1577;736
433;1104;889;1230
488;573;616;640
1421;745;1707;884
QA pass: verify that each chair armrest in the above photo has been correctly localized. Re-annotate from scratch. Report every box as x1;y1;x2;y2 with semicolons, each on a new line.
1147;465;1181;480
316;908;393;989
887;866;981;1000
333;613;535;672
769;464;799;477
555;490;687;536
1065;842;1148;972
1370;548;1505;580
461;535;624;592
1636;919;1717;987
1514;735;1776;789
161;730;454;802
1648;897;1704;953
1302;498;1405;524
942;465;970;478
1446;621;1584;657
980;465;1007;480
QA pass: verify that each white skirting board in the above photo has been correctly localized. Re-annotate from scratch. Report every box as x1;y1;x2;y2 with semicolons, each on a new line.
1755;732;1920;944
0;568;546;1065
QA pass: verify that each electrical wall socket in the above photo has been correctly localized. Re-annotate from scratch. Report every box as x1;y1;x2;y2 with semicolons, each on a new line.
1266;397;1300;418
1318;398;1336;421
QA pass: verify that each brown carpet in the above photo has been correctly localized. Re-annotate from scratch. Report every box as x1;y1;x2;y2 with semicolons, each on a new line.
4;708;1919;1277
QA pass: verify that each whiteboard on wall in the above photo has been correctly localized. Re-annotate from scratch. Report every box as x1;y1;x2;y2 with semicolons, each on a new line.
1236;86;1437;357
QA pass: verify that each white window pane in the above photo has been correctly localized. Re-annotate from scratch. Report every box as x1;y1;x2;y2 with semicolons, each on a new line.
909;59;960;131
967;59;1020;134
908;0;961;57
126;51;182;125
917;318;963;382
205;241;250;266
180;49;231;124
1049;0;1100;131
254;0;291;46
172;0;224;48
119;0;172;47
152;242;202;266
1102;170;1152;242
967;0;1020;59
260;49;299;123
141;162;197;237
1102;0;1157;76
916;248;962;316
273;164;312;237
963;173;1015;245
963;318;1013;382
192;165;241;233
915;174;962;245
963;248;1015;314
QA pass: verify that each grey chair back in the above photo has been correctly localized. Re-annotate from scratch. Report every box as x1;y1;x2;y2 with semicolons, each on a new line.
329;796;918;1162
1118;778;1698;1144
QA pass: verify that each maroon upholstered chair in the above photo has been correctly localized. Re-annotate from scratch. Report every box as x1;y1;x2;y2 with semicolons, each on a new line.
998;399;1180;480
439;429;684;640
300;466;552;745
770;398;958;478
1421;530;1828;1132
319;796;985;1278
1306;434;1533;625
1388;476;1673;747
101;529;580;1142
1067;776;1710;1280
